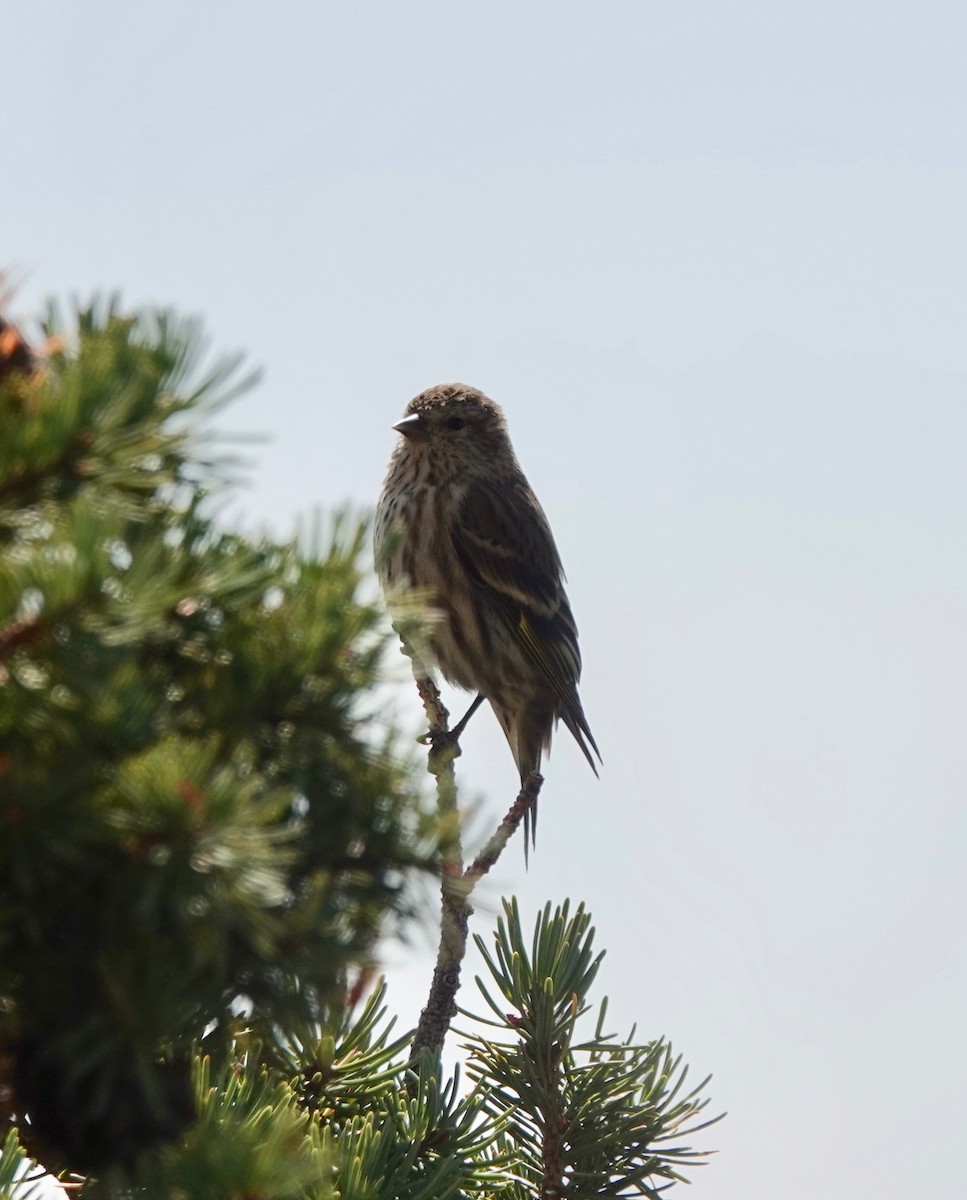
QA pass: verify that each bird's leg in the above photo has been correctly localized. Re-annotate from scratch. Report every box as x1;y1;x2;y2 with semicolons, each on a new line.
425;693;485;765
451;693;485;741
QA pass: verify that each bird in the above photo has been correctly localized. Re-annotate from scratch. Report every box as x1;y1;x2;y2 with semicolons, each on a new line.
375;383;600;842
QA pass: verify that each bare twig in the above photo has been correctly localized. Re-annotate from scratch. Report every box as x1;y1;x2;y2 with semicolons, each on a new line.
410;674;470;1060
415;674;450;735
409;672;540;1062
466;771;543;883
410;868;472;1060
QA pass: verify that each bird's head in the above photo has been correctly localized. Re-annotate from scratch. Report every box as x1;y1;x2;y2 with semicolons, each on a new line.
392;383;516;478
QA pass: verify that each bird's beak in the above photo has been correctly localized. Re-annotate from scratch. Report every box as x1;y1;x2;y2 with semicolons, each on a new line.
393;412;428;441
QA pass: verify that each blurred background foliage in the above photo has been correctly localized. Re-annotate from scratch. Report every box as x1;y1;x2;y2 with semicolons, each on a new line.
0;300;432;1176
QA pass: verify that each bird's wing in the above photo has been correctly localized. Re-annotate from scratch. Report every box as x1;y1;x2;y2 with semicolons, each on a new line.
452;479;583;690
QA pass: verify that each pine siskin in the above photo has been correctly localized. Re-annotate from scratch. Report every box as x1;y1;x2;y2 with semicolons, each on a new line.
375;383;601;817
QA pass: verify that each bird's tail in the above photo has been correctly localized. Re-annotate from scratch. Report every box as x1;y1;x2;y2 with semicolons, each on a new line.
494;691;601;862
561;689;602;777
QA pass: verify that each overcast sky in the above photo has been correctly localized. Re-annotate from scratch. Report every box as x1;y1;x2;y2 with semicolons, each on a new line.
6;3;967;1197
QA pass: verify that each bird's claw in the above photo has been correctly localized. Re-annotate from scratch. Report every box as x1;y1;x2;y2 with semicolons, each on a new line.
424;727;462;761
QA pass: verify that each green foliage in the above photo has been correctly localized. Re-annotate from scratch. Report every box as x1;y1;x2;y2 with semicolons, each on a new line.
0;299;430;1174
3;901;718;1199
464;900;721;1198
78;985;515;1200
0;1128;40;1200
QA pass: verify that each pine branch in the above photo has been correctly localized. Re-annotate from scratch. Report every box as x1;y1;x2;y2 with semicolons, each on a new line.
464;901;723;1198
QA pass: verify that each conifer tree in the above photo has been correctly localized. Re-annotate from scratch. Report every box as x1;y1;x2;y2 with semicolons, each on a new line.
0;299;719;1197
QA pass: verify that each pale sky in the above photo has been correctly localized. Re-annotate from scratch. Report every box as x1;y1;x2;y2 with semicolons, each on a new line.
5;4;967;1197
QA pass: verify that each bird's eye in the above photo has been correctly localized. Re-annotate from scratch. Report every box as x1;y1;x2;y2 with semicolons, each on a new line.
446;416;466;431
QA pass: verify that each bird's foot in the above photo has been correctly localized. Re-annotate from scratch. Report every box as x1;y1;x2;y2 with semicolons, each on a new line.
420;726;463;764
